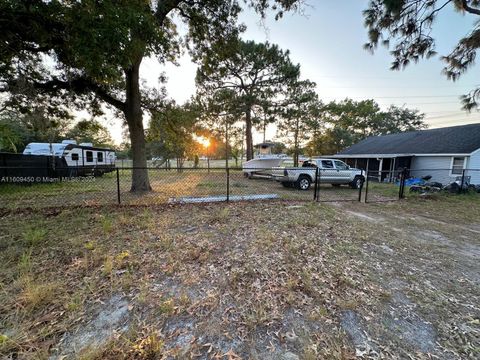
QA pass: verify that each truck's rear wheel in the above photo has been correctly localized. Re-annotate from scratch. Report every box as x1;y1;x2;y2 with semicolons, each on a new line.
296;175;311;190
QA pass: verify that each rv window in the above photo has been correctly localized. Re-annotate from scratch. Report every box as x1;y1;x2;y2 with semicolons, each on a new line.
452;157;464;175
86;151;93;162
97;152;103;162
71;153;79;161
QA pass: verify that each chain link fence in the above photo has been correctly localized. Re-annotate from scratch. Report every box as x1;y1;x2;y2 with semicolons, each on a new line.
1;166;479;210
364;169;405;203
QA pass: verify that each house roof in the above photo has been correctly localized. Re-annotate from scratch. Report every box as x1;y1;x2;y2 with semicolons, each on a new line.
336;123;480;156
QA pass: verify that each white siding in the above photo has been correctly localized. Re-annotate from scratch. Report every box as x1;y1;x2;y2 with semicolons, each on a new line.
410;156;469;185
469;148;480;184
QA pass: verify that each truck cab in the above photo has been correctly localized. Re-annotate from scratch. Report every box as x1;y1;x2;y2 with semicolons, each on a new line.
273;158;365;190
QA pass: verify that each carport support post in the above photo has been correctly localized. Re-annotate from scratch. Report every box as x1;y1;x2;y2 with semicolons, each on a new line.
116;168;121;204
378;158;383;182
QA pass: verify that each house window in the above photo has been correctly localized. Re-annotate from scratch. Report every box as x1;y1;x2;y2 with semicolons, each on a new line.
86;151;93;163
451;157;465;175
71;153;79;161
97;152;103;162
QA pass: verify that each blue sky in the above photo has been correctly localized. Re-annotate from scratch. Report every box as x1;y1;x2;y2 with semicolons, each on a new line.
134;0;479;144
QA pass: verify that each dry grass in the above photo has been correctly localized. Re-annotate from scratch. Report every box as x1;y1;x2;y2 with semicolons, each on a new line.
0;195;478;359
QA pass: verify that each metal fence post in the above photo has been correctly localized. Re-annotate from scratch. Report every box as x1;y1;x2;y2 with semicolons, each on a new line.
313;167;319;201
399;167;407;199
364;171;370;203
316;168;321;202
459;169;465;194
226;166;230;202
398;169;402;199
358;170;364;202
398;169;403;199
116;168;121;204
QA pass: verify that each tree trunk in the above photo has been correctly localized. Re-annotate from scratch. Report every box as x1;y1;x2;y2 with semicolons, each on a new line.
240;124;245;163
124;59;151;192
245;108;254;160
263;117;267;143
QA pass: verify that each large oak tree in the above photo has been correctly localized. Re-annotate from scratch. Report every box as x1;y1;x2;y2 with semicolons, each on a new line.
0;0;304;191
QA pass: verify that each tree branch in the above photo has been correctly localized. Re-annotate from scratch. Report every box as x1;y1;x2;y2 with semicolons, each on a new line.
461;0;480;15
33;77;126;111
155;0;185;24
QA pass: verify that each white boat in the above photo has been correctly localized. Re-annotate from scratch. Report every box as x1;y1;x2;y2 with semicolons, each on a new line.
242;142;291;178
243;155;289;178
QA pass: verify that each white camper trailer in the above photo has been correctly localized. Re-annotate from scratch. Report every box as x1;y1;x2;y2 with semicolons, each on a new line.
22;140;116;176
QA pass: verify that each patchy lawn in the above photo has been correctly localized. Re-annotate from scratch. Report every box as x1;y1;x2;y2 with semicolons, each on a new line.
0;195;479;359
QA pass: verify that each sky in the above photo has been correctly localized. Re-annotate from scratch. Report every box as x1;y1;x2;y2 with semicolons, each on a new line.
105;0;480;144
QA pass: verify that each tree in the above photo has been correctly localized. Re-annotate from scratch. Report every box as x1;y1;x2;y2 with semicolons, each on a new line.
307;127;358;156
0;0;304;192
227;128;245;166
363;0;480;110
0;116;26;152
276;80;320;166
147;102;200;169
20;108;71;144
0;108;70;152
196;39;300;160
372;105;427;135
196;88;244;167
66;119;114;148
319;99;384;150
306;99;426;155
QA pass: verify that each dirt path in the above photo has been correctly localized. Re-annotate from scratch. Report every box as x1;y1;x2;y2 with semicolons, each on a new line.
333;200;480;358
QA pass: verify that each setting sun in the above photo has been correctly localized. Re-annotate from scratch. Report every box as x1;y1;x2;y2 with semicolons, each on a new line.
195;136;210;148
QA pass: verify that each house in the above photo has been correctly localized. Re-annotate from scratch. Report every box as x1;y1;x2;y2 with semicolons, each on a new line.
331;123;480;185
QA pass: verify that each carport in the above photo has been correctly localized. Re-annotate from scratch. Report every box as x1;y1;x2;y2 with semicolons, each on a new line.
331;154;413;182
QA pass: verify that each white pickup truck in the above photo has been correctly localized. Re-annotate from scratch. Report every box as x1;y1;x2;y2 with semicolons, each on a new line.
272;158;365;190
